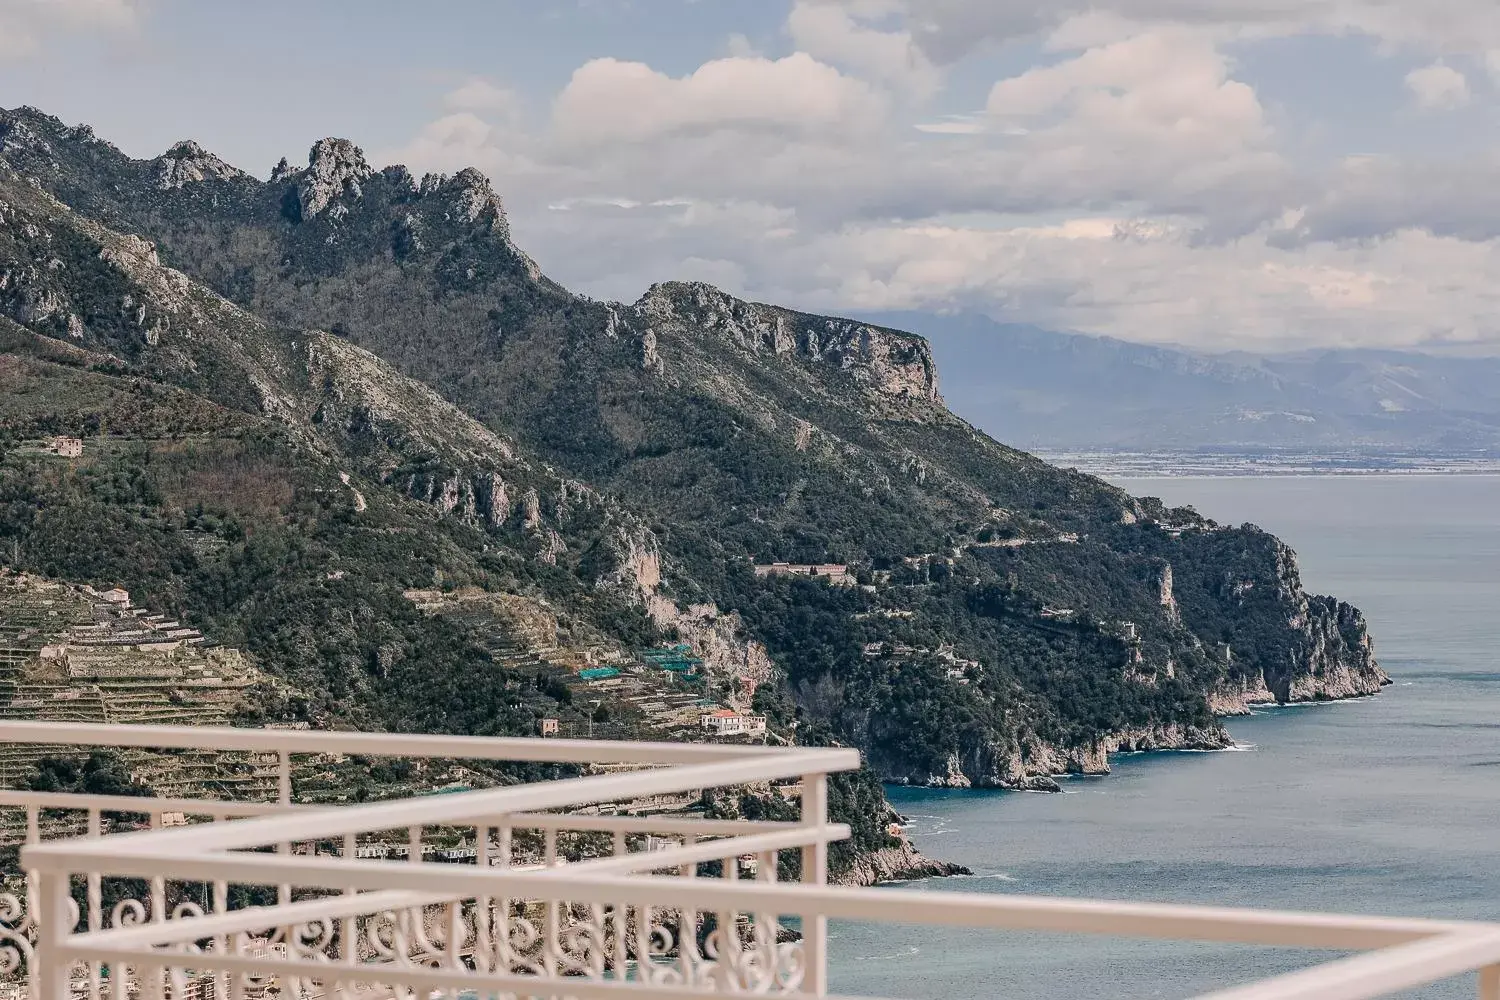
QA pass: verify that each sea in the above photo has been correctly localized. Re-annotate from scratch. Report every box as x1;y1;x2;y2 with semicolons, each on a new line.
827;475;1500;999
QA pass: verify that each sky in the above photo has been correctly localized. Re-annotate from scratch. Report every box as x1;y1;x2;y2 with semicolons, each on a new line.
3;0;1500;354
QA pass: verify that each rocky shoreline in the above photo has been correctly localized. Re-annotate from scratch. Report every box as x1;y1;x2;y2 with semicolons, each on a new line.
885;664;1389;794
836;836;971;887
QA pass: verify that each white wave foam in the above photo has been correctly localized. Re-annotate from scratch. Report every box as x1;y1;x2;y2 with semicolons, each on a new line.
950;872;1017;882
1176;742;1257;753
850;946;922;961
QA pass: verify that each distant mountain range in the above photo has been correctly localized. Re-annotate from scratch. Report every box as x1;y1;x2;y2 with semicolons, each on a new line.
863;312;1500;454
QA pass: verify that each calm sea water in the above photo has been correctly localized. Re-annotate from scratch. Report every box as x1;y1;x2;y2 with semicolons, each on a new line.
828;476;1500;999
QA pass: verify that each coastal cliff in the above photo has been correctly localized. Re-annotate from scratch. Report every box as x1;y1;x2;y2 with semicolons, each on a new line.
834;836;972;887
0;105;1387;825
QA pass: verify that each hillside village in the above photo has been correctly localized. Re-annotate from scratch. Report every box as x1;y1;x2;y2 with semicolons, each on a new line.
404;587;768;742
0;569;771;831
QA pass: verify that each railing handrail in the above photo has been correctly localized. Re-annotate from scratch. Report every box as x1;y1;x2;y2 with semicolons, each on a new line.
0;720;799;764
0;789;301;817
37;853;1491;954
62;945;888;1000
1192;928;1500;1000
13;722;1500;1000
57;823;850;952
22;749;856;858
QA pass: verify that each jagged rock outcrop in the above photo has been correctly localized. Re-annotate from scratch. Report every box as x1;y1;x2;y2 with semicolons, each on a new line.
292;138;373;221
1286;596;1387;700
0;109;52;155
154;140;248;190
833;838;971;887
605;526;776;707
1158;561;1181;625
421;167;511;237
1208;672;1277;715
636;281;941;402
1258;538;1389;702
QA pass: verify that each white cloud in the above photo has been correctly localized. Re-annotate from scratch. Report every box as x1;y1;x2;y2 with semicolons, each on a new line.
982;28;1285;224
1404;62;1470;108
373;14;1500;355
755;221;1500;352
850;0;1500;61
549;53;887;147
913;115;987;134
0;0;137;57
786;0;940;97
443;79;523;117
724;33;761;58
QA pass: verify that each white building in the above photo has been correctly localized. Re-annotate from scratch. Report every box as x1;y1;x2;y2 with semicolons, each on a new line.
700;710;767;737
47;437;83;458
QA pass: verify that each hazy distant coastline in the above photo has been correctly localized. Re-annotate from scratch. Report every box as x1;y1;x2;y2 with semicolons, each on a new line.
1041;450;1500;478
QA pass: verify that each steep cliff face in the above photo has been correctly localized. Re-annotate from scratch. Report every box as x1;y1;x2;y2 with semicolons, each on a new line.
1177;533;1389;711
636;281;940;403
832;837;971;887
1286;596;1386;700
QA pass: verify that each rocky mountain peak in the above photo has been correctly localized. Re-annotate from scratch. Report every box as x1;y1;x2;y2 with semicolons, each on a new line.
0;109;53;156
413;166;511;238
0;107;119;158
635;281;942;403
294;138;373;221
154;140;249;190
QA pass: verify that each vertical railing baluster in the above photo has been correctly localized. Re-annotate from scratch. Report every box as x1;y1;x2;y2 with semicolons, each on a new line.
445;897;463;997
212;814;228;1000
35;869;70;1000
800;772;829;996
25;800;40;991
612;830;627;981
496;823;512;973
86;809;101;1000
473;824;491;975
276;751;291;908
404;822;421;969
719;848;737;986
1481;964;1500;1000
148;812;165;924
753;849;777;986
543;827;558;978
341;831;357;968
679;834;699;985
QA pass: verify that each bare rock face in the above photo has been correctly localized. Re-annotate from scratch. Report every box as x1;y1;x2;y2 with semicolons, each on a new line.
294;138;373;221
1263;538;1389;702
833;838;971;887
1208;672;1277;715
635;281;941;402
879;721;1232;792
410;166;542;277
432;167;510;237
154;140;249;190
0;114;51;156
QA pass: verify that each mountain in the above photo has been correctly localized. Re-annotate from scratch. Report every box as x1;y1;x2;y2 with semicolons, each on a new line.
0;105;1386;810
864;311;1500;453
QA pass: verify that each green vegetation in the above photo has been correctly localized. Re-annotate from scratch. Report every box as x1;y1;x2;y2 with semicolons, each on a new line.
0;105;1384;831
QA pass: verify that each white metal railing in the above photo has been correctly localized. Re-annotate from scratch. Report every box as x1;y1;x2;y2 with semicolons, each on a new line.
2;722;1499;1000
